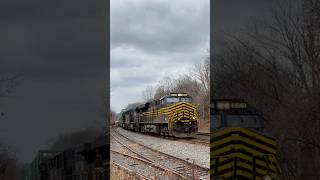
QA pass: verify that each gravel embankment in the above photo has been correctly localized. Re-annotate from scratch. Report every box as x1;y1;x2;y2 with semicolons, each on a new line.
116;128;210;169
111;152;181;180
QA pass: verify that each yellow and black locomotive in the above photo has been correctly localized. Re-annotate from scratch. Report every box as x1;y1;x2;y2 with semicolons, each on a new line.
211;99;281;180
120;93;199;137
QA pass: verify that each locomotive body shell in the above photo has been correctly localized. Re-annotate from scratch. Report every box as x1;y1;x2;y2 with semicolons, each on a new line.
121;93;199;138
210;99;280;179
211;127;280;180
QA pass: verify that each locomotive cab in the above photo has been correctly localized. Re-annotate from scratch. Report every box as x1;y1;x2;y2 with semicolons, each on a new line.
164;95;192;104
163;93;198;137
211;99;264;132
156;93;192;107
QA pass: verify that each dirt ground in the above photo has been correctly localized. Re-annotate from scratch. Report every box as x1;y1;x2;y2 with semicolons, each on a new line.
198;119;210;133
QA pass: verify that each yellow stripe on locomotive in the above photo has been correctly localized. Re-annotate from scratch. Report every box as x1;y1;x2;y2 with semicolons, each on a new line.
120;93;199;138
210;99;281;180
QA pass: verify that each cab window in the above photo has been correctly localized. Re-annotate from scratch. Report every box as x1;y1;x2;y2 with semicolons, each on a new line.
166;97;179;103
180;97;191;102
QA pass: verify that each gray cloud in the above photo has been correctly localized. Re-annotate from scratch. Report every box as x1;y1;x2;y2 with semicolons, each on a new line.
0;0;105;19
0;18;106;81
110;0;209;112
0;0;107;162
212;0;274;52
111;0;209;54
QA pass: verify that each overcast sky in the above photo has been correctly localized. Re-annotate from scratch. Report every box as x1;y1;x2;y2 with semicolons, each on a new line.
0;0;107;163
0;0;275;164
212;0;273;52
110;0;210;113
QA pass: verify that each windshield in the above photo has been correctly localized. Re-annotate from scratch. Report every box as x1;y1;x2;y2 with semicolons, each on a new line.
166;97;179;103
211;114;263;130
226;115;262;129
180;97;191;102
166;97;192;103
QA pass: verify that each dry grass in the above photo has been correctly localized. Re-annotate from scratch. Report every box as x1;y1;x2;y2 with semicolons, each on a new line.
110;162;192;180
111;163;136;180
198;119;210;133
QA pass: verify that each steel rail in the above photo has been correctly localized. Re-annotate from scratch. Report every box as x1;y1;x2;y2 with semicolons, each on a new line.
112;128;209;179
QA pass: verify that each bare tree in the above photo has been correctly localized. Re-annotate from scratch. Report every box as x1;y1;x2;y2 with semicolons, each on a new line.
153;85;166;99
110;108;118;126
139;57;211;131
0;143;20;180
49;127;104;151
0;73;21;179
191;56;210;127
211;0;320;179
141;85;155;101
153;77;174;99
192;54;210;93
125;102;144;109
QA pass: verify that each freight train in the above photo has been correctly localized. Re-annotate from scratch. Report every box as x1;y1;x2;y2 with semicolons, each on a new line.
26;136;109;180
210;99;280;180
120;92;199;137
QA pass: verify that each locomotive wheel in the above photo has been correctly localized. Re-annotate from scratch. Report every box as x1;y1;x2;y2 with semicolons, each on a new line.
159;126;164;136
156;126;161;135
160;126;165;136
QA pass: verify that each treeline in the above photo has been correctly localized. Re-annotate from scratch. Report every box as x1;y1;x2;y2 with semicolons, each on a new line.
212;0;320;179
0;74;25;180
140;57;210;131
0;143;26;180
48;127;105;151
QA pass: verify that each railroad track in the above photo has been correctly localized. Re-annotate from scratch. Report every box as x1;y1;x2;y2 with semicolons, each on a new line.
185;138;209;145
111;133;187;179
196;132;210;136
111;160;151;180
111;128;209;180
195;132;210;140
111;150;184;180
115;127;210;146
179;132;210;146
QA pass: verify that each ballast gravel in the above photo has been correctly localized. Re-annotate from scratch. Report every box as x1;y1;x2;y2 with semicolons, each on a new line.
116;128;210;169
